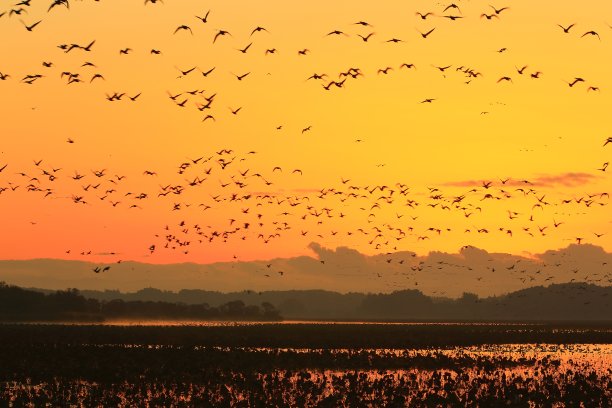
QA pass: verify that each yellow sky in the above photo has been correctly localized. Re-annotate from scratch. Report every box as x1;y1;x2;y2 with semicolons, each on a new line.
0;0;610;265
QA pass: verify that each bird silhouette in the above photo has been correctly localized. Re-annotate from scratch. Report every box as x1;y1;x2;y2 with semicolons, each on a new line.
581;31;600;40
490;5;510;14
250;26;269;36
418;28;436;38
558;23;576;33
213;30;231;43
200;67;215;77
238;43;253;53
565;77;585;87
357;32;375;42
195;10;210;23
174;25;193;35
415;12;434;20
233;72;250;81
21;19;42;32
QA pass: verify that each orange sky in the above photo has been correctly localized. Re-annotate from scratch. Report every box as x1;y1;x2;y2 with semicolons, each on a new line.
0;0;610;266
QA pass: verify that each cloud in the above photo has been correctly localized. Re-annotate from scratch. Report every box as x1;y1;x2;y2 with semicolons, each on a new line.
444;172;599;188
0;243;610;298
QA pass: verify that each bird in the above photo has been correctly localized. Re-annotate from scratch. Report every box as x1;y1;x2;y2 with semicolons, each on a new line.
557;23;576;33
195;10;210;23
238;43;253;53
233;72;250;81
581;31;600;40
48;0;69;12
89;73;104;83
418;28;436;38
250;26;269;36
415;12;434;20
516;65;528;75
200;67;215;77
443;4;461;13
213;30;231;43
174;25;193;35
490;5;510;15
565;77;585;87
433;65;451;72
480;14;499;20
21;19;42;32
357;32;375;42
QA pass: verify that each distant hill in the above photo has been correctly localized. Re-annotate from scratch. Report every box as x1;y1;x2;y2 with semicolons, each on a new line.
25;283;612;321
2;244;610;298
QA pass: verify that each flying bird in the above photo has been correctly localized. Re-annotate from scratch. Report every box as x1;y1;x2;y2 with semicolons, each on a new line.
213;30;231;43
21;19;42;32
200;67;216;77
233;72;250;81
195;10;210;23
238;42;253;53
490;5;510;14
174;25;193;35
250;26;269;36
565;77;585;87
357;32;375;42
415;12;434;20
581;31;600;40
326;30;348;36
418;28;436;38
557;23;575;33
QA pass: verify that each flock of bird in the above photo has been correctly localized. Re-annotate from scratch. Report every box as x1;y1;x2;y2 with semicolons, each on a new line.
0;0;610;289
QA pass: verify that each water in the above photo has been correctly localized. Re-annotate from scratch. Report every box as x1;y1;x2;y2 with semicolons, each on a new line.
0;323;609;406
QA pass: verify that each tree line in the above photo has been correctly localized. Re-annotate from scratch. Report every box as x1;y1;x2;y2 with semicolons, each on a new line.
0;282;281;322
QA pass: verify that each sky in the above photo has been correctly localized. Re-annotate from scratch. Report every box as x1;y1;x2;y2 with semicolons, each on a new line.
0;0;610;291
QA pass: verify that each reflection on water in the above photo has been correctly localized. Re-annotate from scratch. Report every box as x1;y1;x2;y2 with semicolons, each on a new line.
1;322;610;406
1;343;610;406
